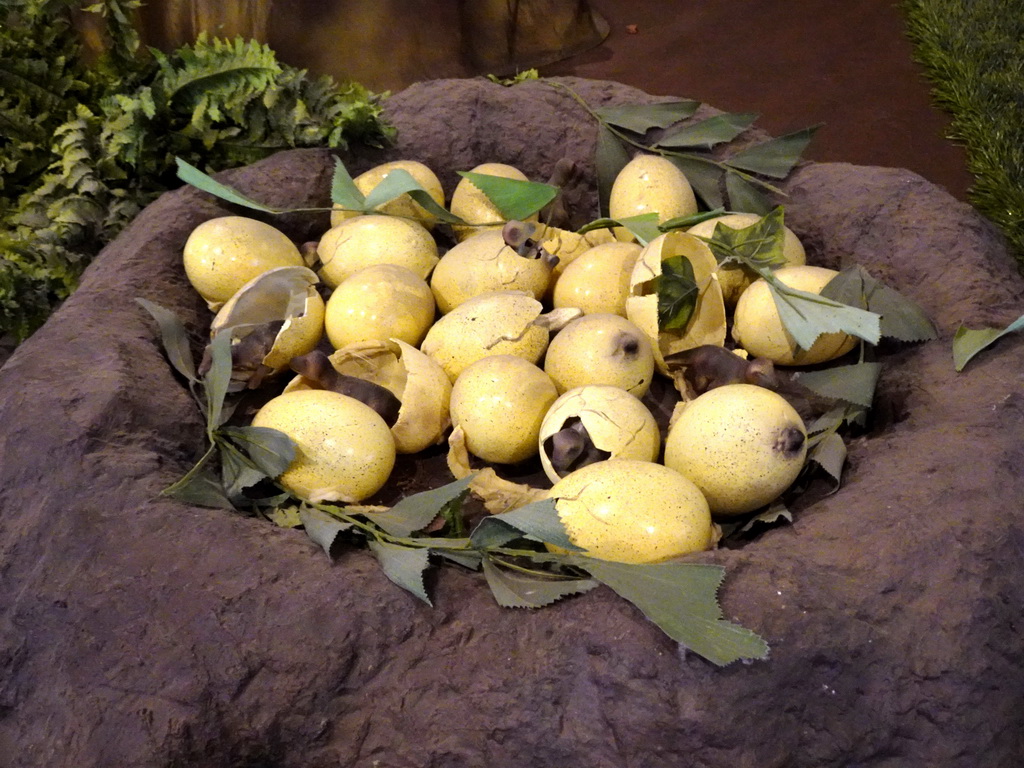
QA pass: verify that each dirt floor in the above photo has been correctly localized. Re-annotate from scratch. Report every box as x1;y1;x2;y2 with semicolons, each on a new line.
1;75;1023;767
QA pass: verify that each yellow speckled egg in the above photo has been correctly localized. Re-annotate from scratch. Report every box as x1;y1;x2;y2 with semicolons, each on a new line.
251;389;396;503
316;214;439;289
331;160;445;230
325;264;436;349
183;216;305;310
543;313;654;397
608;155;698;241
450;355;558;464
664;384;807;516
549;459;713;564
450;162;537;242
552;240;643;316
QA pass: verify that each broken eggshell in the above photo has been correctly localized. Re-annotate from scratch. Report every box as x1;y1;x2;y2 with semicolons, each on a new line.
285;339;452;455
538;385;661;484
207;265;325;389
624;230;727;376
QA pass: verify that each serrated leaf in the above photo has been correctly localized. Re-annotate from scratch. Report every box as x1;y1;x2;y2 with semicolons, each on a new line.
577;213;662;245
330;156;366;211
725;126;819;179
739;502;793;533
176;157;281;213
299;506;353;559
820;265;938;343
806;405;849;436
135;298;198;382
203;330;233;432
807;431;847;492
368;540;432;605
482;557;598;608
487;498;585;551
217;442;268;501
653;254;698;331
668;156;725;209
162;447;234;509
724;171;772;214
768;281;881;351
365;475;475;538
596;125;632;217
469;517;527;550
578;558;769;666
458;171;558;222
595;100;701;133
953;314;1024;371
704;206;787;267
360;167;464;224
656;112;758;150
435;549;483;570
218;424;296;478
794;361;882;408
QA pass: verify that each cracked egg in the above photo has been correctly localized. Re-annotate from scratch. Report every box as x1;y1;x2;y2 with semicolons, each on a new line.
538;386;661;484
624;230;727;375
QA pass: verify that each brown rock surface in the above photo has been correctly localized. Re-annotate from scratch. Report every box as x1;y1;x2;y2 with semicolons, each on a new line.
1;78;1023;767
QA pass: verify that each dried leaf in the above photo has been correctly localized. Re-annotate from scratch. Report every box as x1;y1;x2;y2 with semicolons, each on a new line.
368;540;432;605
458;171;558;221
725;126;820;179
578;558;769;666
482;557;598;608
821;265;938;342
594;100;701;133
135;298;198;382
656;112;758;150
953;314;1024;371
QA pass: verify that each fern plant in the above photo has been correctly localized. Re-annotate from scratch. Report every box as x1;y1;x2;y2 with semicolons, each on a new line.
0;1;393;342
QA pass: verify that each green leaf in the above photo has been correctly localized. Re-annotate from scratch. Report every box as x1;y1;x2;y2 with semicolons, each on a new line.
435;549;484;570
724;171;772;214
579;558;769;666
953;313;1024;371
368;540;432;605
652;254;698;331
794;362;882;408
135;298;198;382
595;100;701;133
486;498;584;551
821;265;938;342
659;208;729;232
704;207;788;268
656;112;758;150
807;431;847;491
364;475;475;538
330;156;366;212
161;445;234;509
175;157;281;214
299;506;353;559
218;440;267;501
203;330;233;432
361;167;464;224
595;125;632;217
482;557;598;608
725;126;820;179
458;171;558;222
669;156;725;209
738;502;793;534
218;424;296;478
577;213;662;245
768;281;881;351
